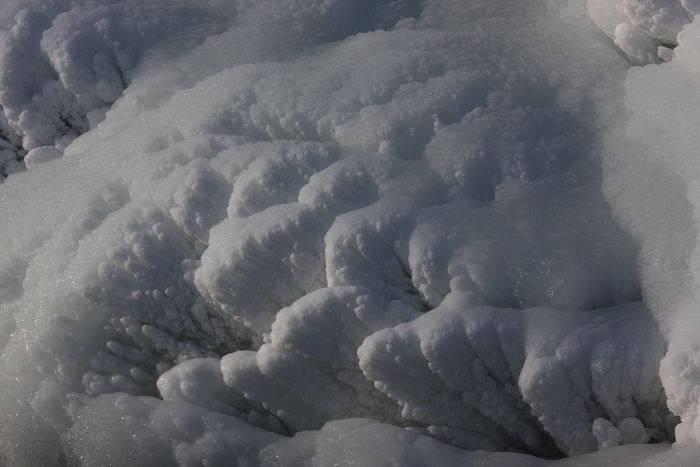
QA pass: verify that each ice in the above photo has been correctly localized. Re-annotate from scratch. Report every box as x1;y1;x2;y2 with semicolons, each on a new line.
587;0;699;64
602;14;700;450
0;0;699;465
0;0;237;176
219;287;421;433
358;296;669;457
593;418;623;450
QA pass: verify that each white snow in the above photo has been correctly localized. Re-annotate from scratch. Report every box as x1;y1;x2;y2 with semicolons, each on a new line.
0;0;699;465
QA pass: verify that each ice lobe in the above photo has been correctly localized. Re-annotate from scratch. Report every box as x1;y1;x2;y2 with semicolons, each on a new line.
406;184;641;311
157;357;288;434
197;202;328;334
359;296;669;457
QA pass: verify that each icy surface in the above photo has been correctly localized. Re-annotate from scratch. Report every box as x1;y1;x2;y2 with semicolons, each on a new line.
587;0;700;64
0;0;699;465
602;14;700;451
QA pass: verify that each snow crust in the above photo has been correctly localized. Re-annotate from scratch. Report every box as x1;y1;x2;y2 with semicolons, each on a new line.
0;0;699;465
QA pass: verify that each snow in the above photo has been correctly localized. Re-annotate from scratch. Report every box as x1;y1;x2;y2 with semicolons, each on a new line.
0;0;699;465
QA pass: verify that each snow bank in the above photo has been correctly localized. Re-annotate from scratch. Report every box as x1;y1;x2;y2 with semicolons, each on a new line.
587;0;700;65
601;13;700;451
0;0;697;465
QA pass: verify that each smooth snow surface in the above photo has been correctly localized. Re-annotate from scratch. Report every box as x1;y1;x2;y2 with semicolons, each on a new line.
0;0;699;465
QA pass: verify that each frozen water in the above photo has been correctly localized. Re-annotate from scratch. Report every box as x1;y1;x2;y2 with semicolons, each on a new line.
588;0;698;64
0;0;698;465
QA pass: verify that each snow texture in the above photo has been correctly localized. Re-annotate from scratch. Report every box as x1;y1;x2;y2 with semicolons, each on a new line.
0;0;698;465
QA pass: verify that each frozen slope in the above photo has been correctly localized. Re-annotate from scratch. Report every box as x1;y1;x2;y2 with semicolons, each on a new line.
0;0;698;465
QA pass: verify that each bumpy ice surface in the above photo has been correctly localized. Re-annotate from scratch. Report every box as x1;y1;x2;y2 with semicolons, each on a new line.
1;0;700;465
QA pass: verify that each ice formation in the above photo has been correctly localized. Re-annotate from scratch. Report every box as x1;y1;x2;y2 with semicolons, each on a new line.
588;0;700;64
1;0;700;465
